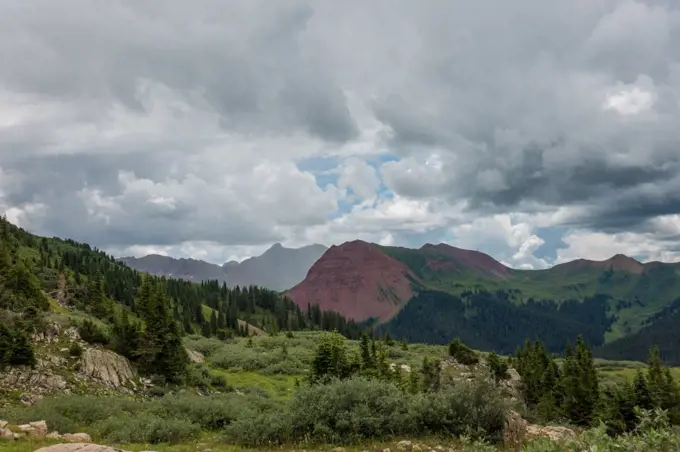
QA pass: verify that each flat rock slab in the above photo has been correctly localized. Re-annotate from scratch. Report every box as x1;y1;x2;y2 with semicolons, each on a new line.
34;444;129;452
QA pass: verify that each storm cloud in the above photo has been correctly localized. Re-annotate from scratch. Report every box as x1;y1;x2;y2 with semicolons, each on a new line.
1;0;680;266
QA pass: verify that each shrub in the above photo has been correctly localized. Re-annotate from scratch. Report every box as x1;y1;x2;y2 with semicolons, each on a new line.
411;379;507;443
94;412;201;444
210;372;230;389
487;351;509;381
225;376;508;446
185;364;211;389
77;320;109;345
449;338;479;366
68;342;83;358
8;395;142;434
149;393;247;430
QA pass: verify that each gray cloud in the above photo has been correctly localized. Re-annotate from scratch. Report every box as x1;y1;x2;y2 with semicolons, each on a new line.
2;0;680;263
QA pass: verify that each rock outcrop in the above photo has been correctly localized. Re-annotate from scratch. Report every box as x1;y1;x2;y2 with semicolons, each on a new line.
62;433;93;443
0;360;68;399
0;419;91;444
503;411;528;450
185;348;205;364
35;444;119;452
79;348;135;389
526;424;577;442
287;240;418;321
31;323;80;344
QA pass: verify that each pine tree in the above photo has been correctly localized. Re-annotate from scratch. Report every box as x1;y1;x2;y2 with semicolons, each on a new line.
421;356;441;392
209;310;218;336
217;310;226;330
88;272;110;320
633;369;653;409
359;332;374;369
135;278;188;381
111;311;142;360
561;337;599;426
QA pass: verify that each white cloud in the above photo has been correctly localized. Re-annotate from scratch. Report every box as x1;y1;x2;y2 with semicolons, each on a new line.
555;229;680;264
336;157;381;201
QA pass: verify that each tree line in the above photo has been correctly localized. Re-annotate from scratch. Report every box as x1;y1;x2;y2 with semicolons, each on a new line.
511;337;680;434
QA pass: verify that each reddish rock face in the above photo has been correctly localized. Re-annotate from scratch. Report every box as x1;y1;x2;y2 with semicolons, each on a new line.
286;240;418;322
420;243;510;278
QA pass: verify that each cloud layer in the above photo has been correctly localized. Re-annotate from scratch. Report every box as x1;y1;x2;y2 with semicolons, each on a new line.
2;0;680;266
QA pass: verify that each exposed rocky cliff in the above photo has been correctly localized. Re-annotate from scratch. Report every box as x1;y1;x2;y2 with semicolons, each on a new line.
79;348;135;389
0;322;141;406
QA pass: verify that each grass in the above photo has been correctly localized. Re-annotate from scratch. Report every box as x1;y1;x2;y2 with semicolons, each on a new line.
216;370;300;400
182;330;680;395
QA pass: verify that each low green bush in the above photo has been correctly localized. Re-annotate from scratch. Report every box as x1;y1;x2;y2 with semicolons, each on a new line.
148;393;248;430
68;342;83;358
94;412;201;444
224;376;508;446
449;338;479;366
77;320;109;345
6;395;142;434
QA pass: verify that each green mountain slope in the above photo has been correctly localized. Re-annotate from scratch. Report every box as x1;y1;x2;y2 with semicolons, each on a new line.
376;243;680;345
0;217;362;377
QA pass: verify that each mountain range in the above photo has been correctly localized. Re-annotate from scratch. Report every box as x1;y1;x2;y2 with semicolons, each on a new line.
120;243;327;291
286;240;680;363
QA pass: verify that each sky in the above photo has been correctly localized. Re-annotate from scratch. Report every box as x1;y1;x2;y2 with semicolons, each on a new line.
2;0;680;268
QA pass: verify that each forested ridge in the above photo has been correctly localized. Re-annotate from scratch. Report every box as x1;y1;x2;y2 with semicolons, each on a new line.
0;216;362;379
381;289;615;354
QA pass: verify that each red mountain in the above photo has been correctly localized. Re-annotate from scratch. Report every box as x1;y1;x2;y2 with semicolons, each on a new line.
286;240;418;322
418;243;510;278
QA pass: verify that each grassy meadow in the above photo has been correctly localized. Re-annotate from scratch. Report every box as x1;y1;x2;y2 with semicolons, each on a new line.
2;330;680;451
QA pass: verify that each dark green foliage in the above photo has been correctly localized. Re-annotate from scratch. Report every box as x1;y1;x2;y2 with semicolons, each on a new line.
359;332;374;370
514;337;680;432
448;337;479;365
487;351;509;381
86;272;111;320
598;301;680;365
633;369;653;410
597;383;638;436
0;322;36;368
94;413;201;444
561;337;599;426
134;277;188;382
68;342;83;358
78;320;109;345
383;290;614;354
2;392;269;445
645;346;680;423
420;356;441;392
513;340;560;410
308;331;358;384
224;377;508;446
0;216;365;375
110;311;142;360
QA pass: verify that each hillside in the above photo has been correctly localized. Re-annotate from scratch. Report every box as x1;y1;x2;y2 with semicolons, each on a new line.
288;240;680;361
0;216;361;390
120;243;327;291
